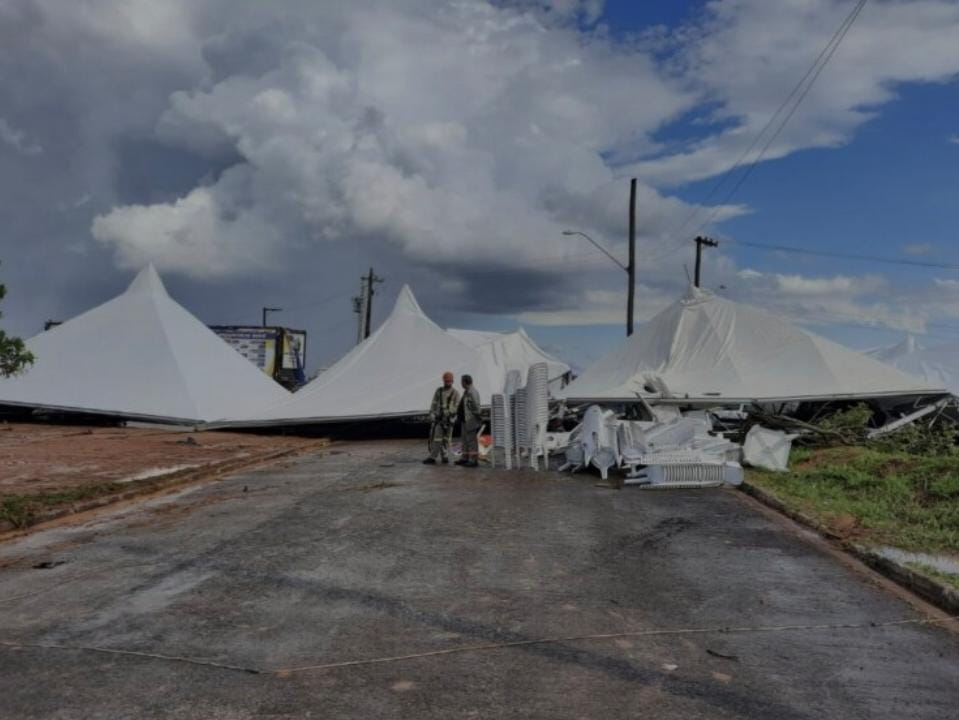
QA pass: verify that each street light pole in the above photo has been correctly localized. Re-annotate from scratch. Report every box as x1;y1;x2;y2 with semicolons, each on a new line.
562;230;627;272
262;306;282;327
562;178;637;337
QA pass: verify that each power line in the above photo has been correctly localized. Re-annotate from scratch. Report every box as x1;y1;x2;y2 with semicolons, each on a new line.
790;308;959;338
280;287;355;314
692;0;869;238
648;0;870;263
725;239;959;271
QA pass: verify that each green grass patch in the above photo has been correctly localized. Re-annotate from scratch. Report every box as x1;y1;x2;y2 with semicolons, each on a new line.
906;562;959;591
0;483;125;528
747;446;959;554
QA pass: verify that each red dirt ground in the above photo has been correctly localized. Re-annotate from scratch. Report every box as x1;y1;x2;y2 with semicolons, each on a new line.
0;423;315;496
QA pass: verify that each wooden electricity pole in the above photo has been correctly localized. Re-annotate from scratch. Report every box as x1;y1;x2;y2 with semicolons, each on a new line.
693;235;718;288
362;267;384;340
627;178;637;336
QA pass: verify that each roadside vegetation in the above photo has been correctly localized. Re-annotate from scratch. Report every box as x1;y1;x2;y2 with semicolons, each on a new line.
0;484;125;528
748;445;959;553
1;261;35;377
746;402;959;599
746;404;959;559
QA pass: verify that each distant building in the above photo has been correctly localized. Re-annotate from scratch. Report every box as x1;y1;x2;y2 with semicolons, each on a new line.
209;326;307;390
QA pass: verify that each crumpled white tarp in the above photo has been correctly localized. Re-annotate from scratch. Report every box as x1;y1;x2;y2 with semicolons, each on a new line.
558;286;943;404
742;425;798;473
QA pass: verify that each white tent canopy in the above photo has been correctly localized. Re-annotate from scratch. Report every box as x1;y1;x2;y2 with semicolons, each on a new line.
447;327;570;393
867;335;959;396
228;285;484;425
559;287;945;405
0;266;291;423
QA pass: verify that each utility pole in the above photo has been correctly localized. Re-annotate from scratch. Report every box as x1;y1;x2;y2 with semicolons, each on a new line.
353;269;384;344
352;277;368;344
627;178;637;337
693;235;719;288
262;306;282;327
363;267;384;339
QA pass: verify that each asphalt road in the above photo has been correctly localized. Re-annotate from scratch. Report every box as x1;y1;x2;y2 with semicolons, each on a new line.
1;440;957;719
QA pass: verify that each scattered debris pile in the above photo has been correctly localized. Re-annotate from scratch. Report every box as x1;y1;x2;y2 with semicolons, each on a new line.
557;405;743;489
534;396;959;489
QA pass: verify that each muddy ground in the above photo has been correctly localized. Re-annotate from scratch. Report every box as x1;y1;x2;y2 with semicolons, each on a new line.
0;423;312;496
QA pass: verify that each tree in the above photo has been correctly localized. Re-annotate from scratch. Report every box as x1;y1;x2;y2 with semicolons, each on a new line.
0;265;34;377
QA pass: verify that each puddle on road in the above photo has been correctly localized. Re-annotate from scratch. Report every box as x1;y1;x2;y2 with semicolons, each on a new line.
118;465;202;483
876;546;959;574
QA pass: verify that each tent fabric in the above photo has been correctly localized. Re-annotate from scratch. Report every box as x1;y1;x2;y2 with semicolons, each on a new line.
228;285;484;425
0;266;291;424
559;287;944;404
866;336;959;396
447;327;570;393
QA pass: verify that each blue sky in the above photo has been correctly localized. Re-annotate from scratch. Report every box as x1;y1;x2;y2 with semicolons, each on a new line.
526;0;959;367
469;1;959;369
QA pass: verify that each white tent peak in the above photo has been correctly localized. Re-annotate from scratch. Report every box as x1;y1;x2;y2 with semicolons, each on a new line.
125;264;167;298
390;284;425;318
0;265;289;423
227;283;481;425
898;334;921;355
867;335;958;397
682;284;711;305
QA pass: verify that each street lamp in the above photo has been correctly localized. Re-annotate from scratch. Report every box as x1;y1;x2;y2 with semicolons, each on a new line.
562;226;636;336
562;230;628;272
262;306;283;327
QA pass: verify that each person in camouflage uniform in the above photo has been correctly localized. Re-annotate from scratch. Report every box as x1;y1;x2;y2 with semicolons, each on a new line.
455;374;482;467
424;371;460;464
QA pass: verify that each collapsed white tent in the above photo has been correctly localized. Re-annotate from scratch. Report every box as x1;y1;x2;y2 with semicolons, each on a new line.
559;287;945;405
227;285;484;425
447;327;571;393
0;266;291;424
867;335;959;396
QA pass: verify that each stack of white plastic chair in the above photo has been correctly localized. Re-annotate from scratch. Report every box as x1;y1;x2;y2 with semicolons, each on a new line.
490;393;512;469
512;385;528;466
522;362;550;469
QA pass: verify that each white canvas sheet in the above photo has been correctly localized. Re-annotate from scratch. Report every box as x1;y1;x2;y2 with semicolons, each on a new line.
0;266;290;423
560;287;944;404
